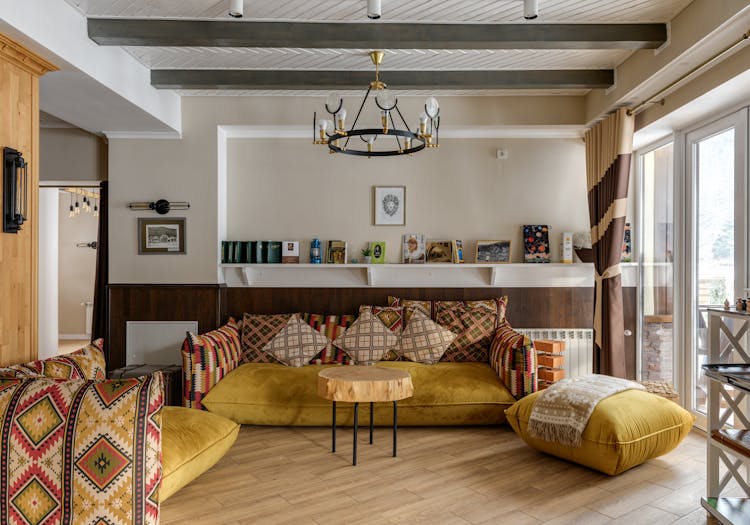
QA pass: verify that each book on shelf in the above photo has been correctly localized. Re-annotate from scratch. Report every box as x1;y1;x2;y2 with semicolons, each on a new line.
452;240;464;263
282;241;300;264
327;240;347;264
267;241;282;263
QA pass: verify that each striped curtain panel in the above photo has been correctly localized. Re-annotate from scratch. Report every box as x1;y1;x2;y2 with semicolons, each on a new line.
584;108;634;377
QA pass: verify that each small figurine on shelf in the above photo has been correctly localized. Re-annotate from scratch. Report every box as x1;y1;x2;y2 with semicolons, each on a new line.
310;238;322;264
724;299;731;310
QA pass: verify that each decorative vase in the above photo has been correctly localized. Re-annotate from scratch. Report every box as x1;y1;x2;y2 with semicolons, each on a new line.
363;256;371;264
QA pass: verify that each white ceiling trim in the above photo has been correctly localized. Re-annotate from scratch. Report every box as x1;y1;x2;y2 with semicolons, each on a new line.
218;124;584;140
104;130;182;139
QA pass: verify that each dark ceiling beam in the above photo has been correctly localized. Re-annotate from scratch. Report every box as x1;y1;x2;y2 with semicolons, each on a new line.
150;69;614;90
89;19;666;50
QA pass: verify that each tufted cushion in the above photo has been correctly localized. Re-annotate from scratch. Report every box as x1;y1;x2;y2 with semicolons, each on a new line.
182;318;242;409
0;339;106;380
505;389;695;475
333;310;399;365
395;310;456;364
0;373;163;523
262;314;329;367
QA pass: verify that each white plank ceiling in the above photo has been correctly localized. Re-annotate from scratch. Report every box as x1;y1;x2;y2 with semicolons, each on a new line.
65;0;694;96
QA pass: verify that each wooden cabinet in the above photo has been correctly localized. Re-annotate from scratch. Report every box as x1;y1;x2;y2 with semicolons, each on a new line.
0;34;56;366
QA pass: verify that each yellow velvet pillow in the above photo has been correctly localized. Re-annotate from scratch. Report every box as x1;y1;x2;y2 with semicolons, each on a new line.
505;389;695;475
160;406;240;501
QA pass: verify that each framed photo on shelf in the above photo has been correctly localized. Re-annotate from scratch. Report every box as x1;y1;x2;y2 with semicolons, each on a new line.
374;186;406;226
475;240;511;263
138;218;185;254
426;240;453;263
523;225;550;263
402;233;425;264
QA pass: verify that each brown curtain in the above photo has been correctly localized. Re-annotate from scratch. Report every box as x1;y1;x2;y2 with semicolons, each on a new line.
584;108;634;377
91;181;108;342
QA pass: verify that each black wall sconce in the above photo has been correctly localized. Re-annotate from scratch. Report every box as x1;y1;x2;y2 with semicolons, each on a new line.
128;199;189;215
3;147;28;234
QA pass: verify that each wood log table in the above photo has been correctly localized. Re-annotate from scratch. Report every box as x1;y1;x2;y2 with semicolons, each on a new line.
317;366;414;466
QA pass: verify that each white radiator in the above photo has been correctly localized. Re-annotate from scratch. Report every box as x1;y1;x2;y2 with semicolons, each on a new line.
516;328;594;379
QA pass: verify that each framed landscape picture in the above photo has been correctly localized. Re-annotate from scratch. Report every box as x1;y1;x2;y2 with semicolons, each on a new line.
475;240;511;263
374;186;405;226
138;218;185;254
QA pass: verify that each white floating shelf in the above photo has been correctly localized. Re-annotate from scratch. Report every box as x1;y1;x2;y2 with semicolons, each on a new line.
219;262;638;288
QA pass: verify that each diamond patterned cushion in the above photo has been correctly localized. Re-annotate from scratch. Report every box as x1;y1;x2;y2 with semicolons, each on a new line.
359;305;405;361
262;314;329;367
0;373;163;524
0;339;107;380
182;318;242;409
301;313;354;364
333;310;399;364
436;303;498;362
240;313;292;363
396;311;456;364
490;323;537;399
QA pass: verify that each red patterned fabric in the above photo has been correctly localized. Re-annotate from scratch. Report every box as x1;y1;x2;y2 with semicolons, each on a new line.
490;323;537;398
301;314;354;364
182;318;242;409
0;339;106;380
0;373;163;524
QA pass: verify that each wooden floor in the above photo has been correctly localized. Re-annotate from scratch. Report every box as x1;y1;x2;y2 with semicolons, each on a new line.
161;425;719;525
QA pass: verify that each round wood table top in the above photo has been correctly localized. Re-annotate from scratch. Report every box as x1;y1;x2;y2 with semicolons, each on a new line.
317;366;414;403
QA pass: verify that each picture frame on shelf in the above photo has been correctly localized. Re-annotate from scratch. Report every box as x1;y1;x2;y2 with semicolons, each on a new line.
370;241;386;264
452;240;464;263
426;240;453;263
402;234;426;264
475;240;511;263
374;186;406;226
327;240;347;264
523;225;550;263
138;218;185;254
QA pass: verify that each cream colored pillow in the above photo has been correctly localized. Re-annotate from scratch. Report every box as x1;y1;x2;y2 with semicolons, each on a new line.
262;314;329;367
396;310;456;364
333;310;399;364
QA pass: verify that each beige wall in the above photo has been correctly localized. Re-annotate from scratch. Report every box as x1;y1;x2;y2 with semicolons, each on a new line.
40;127;107;181
109;96;589;283
58;191;97;335
227;137;589;263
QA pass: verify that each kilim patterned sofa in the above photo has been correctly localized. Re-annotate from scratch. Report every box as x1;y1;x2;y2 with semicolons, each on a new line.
0;341;239;524
182;296;539;427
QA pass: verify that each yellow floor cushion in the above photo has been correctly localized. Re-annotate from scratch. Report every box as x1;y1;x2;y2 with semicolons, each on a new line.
161;406;240;501
202;361;516;426
505;389;695;475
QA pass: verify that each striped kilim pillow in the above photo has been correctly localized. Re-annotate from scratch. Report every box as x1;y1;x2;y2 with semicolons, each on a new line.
333;310;399;365
0;373;163;524
0;339;107;380
182;318;242;409
262;314;329;367
302;314;355;364
490;323;537;399
396;310;456;364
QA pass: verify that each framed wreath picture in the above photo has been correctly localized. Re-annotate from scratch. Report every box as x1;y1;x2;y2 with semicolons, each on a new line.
138;217;186;254
373;186;405;226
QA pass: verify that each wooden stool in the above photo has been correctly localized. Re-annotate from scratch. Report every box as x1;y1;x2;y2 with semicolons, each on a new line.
318;367;413;465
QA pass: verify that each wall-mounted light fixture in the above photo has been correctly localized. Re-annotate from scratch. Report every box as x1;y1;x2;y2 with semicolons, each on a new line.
128;199;190;215
3;147;28;233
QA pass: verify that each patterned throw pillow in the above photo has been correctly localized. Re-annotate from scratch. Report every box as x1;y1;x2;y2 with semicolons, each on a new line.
0;373;163;524
333;310;399;364
0;339;107;380
489;323;537;398
387;296;433;319
262;314;329;367
388;296;508;327
301;313;354;364
395;310;456;364
436;303;498;362
240;313;293;363
359;305;405;360
182;318;242;409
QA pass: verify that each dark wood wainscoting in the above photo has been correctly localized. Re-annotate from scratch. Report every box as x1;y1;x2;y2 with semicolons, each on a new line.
107;284;636;379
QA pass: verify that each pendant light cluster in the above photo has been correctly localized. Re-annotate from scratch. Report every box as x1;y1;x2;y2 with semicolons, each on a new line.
65;188;99;219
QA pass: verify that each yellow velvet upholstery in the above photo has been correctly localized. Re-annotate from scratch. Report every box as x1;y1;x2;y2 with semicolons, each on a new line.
160;406;240;501
505;389;695;475
202;362;516;426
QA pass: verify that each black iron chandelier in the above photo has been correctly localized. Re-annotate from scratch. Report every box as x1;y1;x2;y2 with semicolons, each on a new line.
313;51;440;157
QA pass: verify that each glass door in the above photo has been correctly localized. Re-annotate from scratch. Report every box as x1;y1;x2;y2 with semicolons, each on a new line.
685;110;748;428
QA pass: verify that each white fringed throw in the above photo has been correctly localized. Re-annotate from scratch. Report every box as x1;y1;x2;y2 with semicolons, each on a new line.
528;374;645;447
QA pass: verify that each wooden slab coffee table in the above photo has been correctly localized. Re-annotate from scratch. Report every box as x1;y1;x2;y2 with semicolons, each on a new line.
318;366;413;465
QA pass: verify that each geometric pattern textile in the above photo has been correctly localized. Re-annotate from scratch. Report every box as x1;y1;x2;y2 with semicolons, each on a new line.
0;373;163;525
388;296;508;327
182;318;242;410
436;304;498;362
395;310;456;364
301;314;355;364
240;313;292;364
359;306;405;361
0;339;107;381
489;323;537;399
332;310;399;365
262;315;329;367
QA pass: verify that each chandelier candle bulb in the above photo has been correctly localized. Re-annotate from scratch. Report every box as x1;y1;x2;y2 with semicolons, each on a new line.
418;113;428;136
336;109;347;134
381;110;389;132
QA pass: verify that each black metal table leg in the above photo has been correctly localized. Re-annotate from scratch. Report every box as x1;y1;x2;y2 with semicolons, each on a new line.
393;401;398;457
370;401;374;445
353;402;359;466
331;400;336;453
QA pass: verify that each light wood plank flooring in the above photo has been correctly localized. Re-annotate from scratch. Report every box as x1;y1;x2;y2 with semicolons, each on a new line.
161;425;719;524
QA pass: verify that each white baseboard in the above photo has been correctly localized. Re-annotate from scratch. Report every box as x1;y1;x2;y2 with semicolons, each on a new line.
59;334;90;340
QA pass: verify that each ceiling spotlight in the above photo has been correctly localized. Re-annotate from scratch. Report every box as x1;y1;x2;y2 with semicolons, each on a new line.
523;0;538;20
367;0;381;20
229;0;243;18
